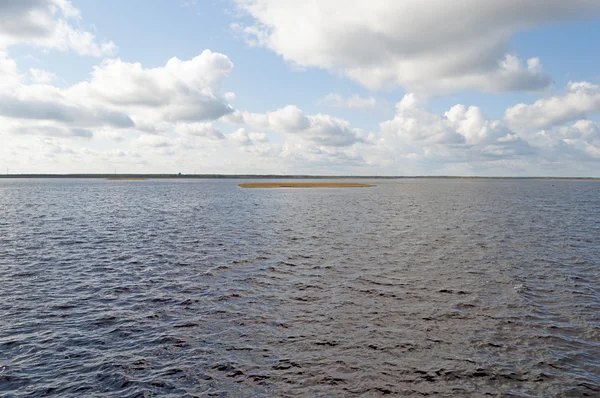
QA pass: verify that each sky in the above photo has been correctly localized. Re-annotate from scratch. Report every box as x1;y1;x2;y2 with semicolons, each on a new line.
1;0;600;176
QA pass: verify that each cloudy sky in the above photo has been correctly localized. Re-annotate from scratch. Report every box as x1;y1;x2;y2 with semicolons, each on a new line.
1;0;600;176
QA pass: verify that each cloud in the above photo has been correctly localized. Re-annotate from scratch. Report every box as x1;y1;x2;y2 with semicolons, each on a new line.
318;93;378;110
505;81;600;130
232;139;371;170
0;56;134;130
0;88;134;128
0;117;94;138
175;122;226;140
0;49;237;148
0;0;116;56
526;119;600;160
379;94;534;162
67;50;235;124
134;135;174;148
0;50;20;85
2;0;598;176
94;130;127;142
0;58;134;129
231;105;367;147
296;145;367;167
29;68;58;84
227;128;268;146
174;123;269;147
232;0;600;93
367;94;600;174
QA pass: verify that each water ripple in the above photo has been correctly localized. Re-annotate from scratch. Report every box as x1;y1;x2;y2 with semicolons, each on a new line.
0;178;598;397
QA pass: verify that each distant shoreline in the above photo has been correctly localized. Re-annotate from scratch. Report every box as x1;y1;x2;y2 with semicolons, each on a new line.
0;174;598;180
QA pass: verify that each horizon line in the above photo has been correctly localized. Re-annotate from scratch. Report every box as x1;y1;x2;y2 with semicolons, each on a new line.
0;174;598;180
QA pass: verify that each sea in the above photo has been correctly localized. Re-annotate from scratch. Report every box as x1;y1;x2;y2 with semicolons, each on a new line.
0;178;598;397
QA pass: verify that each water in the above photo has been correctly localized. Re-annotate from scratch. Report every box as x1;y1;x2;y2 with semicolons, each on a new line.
0;178;598;397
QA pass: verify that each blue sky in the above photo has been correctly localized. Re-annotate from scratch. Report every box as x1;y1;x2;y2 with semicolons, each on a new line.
1;0;600;176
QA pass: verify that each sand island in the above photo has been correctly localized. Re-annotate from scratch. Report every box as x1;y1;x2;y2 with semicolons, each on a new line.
105;178;148;181
238;182;373;188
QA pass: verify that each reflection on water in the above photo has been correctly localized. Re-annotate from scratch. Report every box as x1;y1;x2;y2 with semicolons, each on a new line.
0;179;598;397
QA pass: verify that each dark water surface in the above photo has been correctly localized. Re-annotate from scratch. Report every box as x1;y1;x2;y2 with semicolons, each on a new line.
0;179;598;397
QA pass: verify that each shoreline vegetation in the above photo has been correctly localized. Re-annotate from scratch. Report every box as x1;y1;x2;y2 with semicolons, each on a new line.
0;174;598;180
239;182;373;188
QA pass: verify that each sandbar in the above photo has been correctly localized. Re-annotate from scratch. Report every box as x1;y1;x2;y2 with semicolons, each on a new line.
105;178;148;181
238;182;373;188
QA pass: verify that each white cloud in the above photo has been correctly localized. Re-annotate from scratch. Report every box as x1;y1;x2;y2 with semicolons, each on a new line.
0;0;116;56
232;0;600;93
318;93;378;110
94;130;127;142
175;122;226;140
0;83;134;129
0;116;94;138
231;105;367;147
506;81;600;130
2;0;599;176
67;50;235;124
174;123;268;148
4;91;132;126
526;119;600;161
0;49;236;147
29;68;58;84
134;134;174;148
445;104;508;145
0;50;19;85
279;141;369;168
571;120;600;140
379;94;534;163
228;128;268;146
374;95;600;174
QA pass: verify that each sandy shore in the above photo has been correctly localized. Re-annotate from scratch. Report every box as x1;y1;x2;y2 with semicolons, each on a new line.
238;182;373;188
105;178;148;181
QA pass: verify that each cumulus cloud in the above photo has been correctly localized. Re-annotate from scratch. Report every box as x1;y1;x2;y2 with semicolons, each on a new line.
0;0;116;56
175;122;226;140
134;134;174;148
94;130;127;142
67;50;235;124
231;139;370;171
174;124;268;149
379;94;534;162
3;1;598;175
0;56;134;131
0;50;19;85
174;122;268;147
232;0;600;93
0;87;134;128
29;68;58;84
228;128;268;146
369;93;600;174
526;118;600;161
278;142;369;168
506;81;600;130
0;49;237;145
0;116;94;138
230;105;367;147
318;93;378;110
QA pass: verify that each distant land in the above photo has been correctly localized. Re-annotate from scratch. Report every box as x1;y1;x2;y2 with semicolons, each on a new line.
0;174;598;180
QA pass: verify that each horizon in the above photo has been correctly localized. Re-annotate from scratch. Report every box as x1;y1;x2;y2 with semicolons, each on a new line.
1;1;600;175
1;173;599;180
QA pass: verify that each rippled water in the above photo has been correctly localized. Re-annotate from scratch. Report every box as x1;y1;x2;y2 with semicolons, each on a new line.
0;178;599;397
